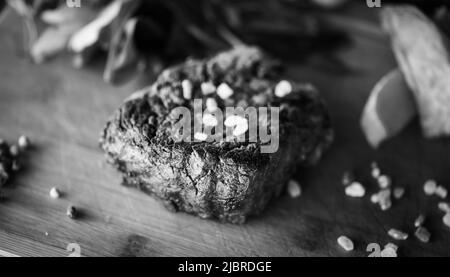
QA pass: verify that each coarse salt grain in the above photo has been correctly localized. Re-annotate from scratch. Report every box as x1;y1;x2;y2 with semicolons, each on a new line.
49;187;60;199
342;171;354;186
224;115;246;127
438;202;450;213
217;83;234;99
201;82;216;95
380;247;397;257
9;145;19;157
194;132;208;141
67;205;77;219
415;227;431;243
380;200;392;211
233;122;248;137
393;187;405;199
337;236;354;251
371;167;381;179
371;162;381;178
384;243;398;252
224;115;248;136
414;214;426;227
206;98;218;112
377;175;391;189
378;189;392;211
202;113;218;127
252;94;267;105
443;213;450;228
287;180;302;198
181;79;193;99
274;80;292;98
18;135;30;150
345;182;365;198
370;194;379;204
435;186;448;199
424;180;437;196
388;229;408;240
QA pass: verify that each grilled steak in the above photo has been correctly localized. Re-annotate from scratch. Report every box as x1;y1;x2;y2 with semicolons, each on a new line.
0;139;14;187
100;46;333;223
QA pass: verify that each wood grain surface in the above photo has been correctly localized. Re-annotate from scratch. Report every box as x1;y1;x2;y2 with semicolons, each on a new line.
0;4;449;257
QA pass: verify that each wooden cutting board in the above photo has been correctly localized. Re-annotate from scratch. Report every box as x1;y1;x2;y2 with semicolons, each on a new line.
0;4;449;257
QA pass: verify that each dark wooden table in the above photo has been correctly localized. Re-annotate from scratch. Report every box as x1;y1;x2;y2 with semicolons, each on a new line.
0;4;449;257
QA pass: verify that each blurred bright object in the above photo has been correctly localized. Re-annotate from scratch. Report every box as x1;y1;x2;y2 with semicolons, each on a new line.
361;69;416;148
311;0;348;8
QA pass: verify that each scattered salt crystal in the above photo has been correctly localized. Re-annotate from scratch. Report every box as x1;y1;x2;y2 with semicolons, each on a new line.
371;163;381;178
50;187;61;199
194;132;208;141
424;180;437;196
287;180;302;198
435;186;448;199
345;182;365;198
202;113;218;127
224;115;248;136
232;121;249;137
384;243;398;252
393;187;405;199
371;168;381;179
414;214;426;227
181;79;193;99
224;115;244;127
206;98;218;112
380;247;397;257
66;205;77;219
9;145;19;157
370;194;379;204
201;82;216;95
217;83;234;99
443;213;450;228
337;236;354;251
378;189;392;211
274;80;292;98
377;175;391;189
342;171;354;186
438;202;450;213
380;200;392;211
18;135;30;150
388;229;408;240
415;227;431;243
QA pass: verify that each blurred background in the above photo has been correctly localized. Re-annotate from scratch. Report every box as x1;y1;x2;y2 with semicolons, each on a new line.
1;0;448;86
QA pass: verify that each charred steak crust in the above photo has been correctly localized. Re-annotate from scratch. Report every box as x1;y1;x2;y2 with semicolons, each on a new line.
100;47;333;223
0;140;14;187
